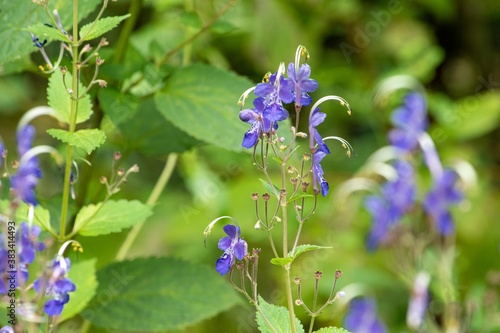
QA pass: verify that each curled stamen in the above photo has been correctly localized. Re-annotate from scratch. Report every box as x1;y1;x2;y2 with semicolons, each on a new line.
309;95;353;120
17;106;58;132
18;145;63;167
322;136;355;158
237;86;257;108
203;215;239;247
294;45;310;74
373;75;426;108
57;240;83;257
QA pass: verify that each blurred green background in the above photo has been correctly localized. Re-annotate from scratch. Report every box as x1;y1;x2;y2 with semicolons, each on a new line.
1;0;499;331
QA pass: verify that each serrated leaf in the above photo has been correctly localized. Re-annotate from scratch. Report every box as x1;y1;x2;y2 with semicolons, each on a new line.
256;295;304;333
79;14;131;41
73;200;152;236
287;192;313;203
108;96;203;156
314;327;352;333
270;257;293;267
259;178;280;198
10;200;53;233
59;259;98;322
154;64;253;152
47;71;92;124
290;244;333;259
47;129;106;154
81;257;239;331
27;23;70;43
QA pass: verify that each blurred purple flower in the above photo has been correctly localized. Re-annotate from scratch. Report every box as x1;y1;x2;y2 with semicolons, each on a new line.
216;224;248;275
365;160;416;250
287;62;318;107
34;257;76;316
0;326;13;333
407;271;430;329
11;125;42;205
388;92;427;152
344;298;387;333
17;222;45;264
0;237;8;294
423;169;463;235
0;143;5;168
309;107;330;154
312;150;329;196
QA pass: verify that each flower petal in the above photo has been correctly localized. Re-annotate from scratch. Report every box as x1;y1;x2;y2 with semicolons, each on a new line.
223;224;239;239
215;252;232;275
218;236;232;251
233;239;248;260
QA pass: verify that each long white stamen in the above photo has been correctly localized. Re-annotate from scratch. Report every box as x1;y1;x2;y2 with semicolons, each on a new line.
322;136;355;157
373;75;426;107
237;86;256;108
417;132;443;180
449;159;478;191
17;106;58;131
203;216;239;247
18;145;62;167
309;95;352;124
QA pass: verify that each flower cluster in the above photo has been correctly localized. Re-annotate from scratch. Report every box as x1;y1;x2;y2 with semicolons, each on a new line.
364;91;464;247
34;256;76;316
216;224;248;275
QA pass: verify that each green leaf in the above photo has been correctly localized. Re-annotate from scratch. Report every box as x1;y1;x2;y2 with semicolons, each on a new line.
27;23;70;43
10;201;52;233
81;257;240;331
256;295;304;333
287;192;313;203
79;14;131;41
314;327;352;333
259;178;280;198
47;129;106;154
59;259;98;322
47;70;93;124
106;96;203;156
98;88;139;126
271;245;332;268
74;200;152;237
154;64;254;152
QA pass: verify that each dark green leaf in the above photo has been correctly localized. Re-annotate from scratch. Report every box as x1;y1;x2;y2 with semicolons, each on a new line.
82;257;240;331
27;23;70;43
47;129;106;154
154;64;253;152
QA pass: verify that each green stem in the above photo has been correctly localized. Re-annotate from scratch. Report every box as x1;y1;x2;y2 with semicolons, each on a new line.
113;0;143;64
115;153;178;260
59;0;80;240
285;268;297;333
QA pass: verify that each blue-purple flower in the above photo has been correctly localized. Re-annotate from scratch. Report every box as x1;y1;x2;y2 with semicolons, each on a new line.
0;237;8;295
365;160;416;250
240;97;273;148
254;72;294;123
216;224;248;275
287;62;318;107
34;257;76;316
388;92;427;152
0;326;13;333
11;125;42;205
407;271;430;329
17;222;45;265
423;169;463;235
309;107;330;154
344;298;387;333
312;150;329;196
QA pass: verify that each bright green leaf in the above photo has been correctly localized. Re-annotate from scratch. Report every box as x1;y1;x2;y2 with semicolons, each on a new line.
287;192;313;203
270;257;293;267
154;64;253;152
256;295;304;333
47;129;106;154
47;71;93;124
74;200;152;237
314;327;352;333
79;14;131;41
289;244;333;259
27;23;70;43
11;201;52;233
81;257;240;331
59;259;98;322
259;179;280;198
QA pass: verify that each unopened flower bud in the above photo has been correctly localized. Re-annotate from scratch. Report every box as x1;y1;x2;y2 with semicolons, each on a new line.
114;151;122;160
99;176;107;184
279;137;285;143
296;132;307;138
337;291;346;298
301;182;309;192
129;164;140;173
303;153;311;161
287;166;296;173
335;269;342;279
274;216;282;223
315;270;323;280
280;189;287;197
290;178;298;185
294;276;301;285
279;145;287;151
251;192;259;201
117;168;125;176
295;299;303;306
254;220;261;229
75;62;83;70
96;57;105;66
60;66;68;75
81;44;92;53
11;160;19;169
99;38;109;47
262;193;270;201
96;79;107;88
